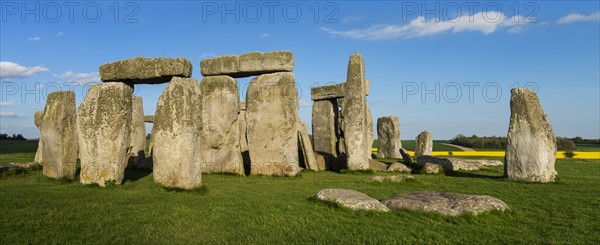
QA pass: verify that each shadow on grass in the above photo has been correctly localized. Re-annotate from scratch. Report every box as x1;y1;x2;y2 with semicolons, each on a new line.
123;169;152;182
443;171;504;180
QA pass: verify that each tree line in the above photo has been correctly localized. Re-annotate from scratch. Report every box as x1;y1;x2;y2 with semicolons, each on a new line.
450;134;597;151
0;134;27;141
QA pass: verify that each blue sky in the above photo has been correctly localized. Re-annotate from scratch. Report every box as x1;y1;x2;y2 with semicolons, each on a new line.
1;1;599;140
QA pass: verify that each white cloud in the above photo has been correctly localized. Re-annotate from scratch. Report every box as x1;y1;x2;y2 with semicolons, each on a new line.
0;112;19;118
57;31;64;36
557;11;600;24
27;36;41;42
0;101;15;106
199;53;216;59
53;71;101;86
260;33;271;38
507;26;523;34
321;11;534;40
0;61;49;78
299;99;312;108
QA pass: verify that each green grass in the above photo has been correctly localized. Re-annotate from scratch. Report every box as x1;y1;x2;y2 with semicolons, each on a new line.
0;140;38;154
575;144;600;152
1;158;599;243
373;140;464;152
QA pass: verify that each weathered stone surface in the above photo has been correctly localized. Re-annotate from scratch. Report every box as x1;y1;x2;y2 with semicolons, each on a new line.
387;162;412;172
128;96;146;168
421;162;441;174
506;88;557;182
246;72;300;176
201;51;293;78
199;76;243;175
33;111;43;164
366;106;374;159
238;101;248;153
316;189;390;212
99;57;192;84
40;91;78;179
376;116;402;159
78;83;133;186
152;77;202;189
414;131;433;159
315;154;328;171
311;83;346;100
312;99;339;158
400;148;413;165
369;159;388;171
365;175;414;183
382;192;510;216
144;115;154;123
343;52;369;170
417;156;501;172
298;123;319;171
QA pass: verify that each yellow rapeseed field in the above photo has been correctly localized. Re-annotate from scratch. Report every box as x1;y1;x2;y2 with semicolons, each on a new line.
371;148;600;159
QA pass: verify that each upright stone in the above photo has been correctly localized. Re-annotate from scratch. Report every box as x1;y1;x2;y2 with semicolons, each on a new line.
414;131;433;159
505;88;557;182
312;99;339;158
246;72;300;176
33;111;43;164
298;122;320;171
78;83;133;186
366;106;374;159
376;116;402;158
199;75;243;175
152;77;202;189
40;91;78;179
129;96;146;167
343;52;369;170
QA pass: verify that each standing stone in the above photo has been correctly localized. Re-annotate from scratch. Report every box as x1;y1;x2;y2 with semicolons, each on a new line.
414;131;433;159
366;106;374;159
376;116;402;159
312;99;339;158
40;91;78;179
343;52;369;170
129;96;146;167
78;83;133;186
246;72;300;176
33;111;43;164
199;75;243;175
152;77;202;189
298;122;320;171
505;88;557;182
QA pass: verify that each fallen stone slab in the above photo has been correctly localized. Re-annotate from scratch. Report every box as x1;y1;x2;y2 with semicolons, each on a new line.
387;162;412;172
298;122;320;171
381;192;510;216
200;51;293;78
368;159;388;171
399;148;413;165
421;162;441;174
365;175;414;183
99;57;192;84
315;189;390;212
417;156;501;172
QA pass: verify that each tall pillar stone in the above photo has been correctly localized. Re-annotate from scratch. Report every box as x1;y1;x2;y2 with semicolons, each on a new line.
376;116;402;159
40;91;78;179
298;122;320;171
505;88;557;182
414;131;433;159
152;77;202;189
78;83;133;186
199;75;243;175
129;96;146;167
343;52;369;170
246;72;300;176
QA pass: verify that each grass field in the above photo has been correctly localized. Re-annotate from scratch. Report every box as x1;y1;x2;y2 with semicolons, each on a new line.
1;157;599;243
